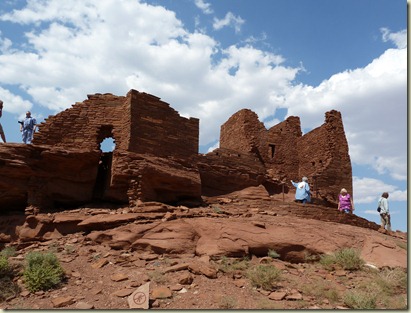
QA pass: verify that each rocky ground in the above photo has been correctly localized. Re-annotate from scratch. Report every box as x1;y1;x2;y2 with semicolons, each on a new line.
0;186;407;310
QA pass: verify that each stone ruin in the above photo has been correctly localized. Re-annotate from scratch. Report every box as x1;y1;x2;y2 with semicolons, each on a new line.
0;89;352;212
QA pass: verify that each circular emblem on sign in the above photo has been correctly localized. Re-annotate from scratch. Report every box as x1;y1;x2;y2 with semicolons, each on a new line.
133;292;147;305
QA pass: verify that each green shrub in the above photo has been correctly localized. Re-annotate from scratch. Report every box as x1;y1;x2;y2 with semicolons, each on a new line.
0;256;10;277
343;290;376;309
267;249;280;259
219;296;237;309
300;278;340;303
0;254;20;302
0;276;20;302
23;252;64;292
319;254;336;270
375;267;407;294
0;246;17;258
247;264;281;291
334;248;364;270
320;248;364;271
218;256;250;274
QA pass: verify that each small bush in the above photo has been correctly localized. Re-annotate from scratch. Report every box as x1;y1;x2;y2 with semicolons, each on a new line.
0;256;10;276
23;252;64;292
334;248;364;270
0;276;20;302
219;296;237;309
267;249;280;259
0;246;17;258
300;279;340;303
247;264;281;291
320;248;364;271
319;254;335;270
0;254;20;302
147;270;168;284
218;256;250;274
343;290;376;309
63;245;76;255
375;267;407;294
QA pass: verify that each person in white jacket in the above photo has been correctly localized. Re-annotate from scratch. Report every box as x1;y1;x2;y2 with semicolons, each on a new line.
378;192;391;231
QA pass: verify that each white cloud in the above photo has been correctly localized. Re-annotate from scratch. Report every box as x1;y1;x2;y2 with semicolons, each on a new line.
0;87;33;114
0;1;406;189
353;176;407;204
194;0;213;15
380;27;407;49
207;141;219;153
283;30;406;181
213;12;245;33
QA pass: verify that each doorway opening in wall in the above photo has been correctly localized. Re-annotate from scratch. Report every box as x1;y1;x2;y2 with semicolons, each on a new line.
93;125;115;201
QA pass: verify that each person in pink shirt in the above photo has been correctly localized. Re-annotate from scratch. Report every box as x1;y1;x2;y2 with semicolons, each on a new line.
337;188;354;213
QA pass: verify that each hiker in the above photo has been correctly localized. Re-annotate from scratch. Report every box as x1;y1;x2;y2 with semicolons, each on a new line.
337;188;355;213
378;192;391;231
20;111;37;144
0;100;6;143
291;176;311;204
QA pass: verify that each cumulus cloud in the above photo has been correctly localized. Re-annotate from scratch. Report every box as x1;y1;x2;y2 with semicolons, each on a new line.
283;29;406;181
0;87;32;114
213;12;245;33
194;0;213;15
0;1;406;191
1;0;298;145
380;27;407;49
353;176;407;204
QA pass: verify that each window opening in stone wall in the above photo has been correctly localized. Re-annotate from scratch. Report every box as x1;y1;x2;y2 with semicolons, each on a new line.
269;144;276;158
100;137;115;152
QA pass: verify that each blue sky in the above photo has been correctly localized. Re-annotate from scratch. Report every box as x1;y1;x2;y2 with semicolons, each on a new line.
0;0;407;231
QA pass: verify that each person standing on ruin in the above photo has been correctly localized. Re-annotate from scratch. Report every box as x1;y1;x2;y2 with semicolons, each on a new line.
337;188;354;213
378;192;391;231
291;176;311;204
0;100;6;143
20;111;37;144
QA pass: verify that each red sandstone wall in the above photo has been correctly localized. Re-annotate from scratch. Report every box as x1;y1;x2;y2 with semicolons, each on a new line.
197;148;267;196
220;109;266;156
128;90;199;158
265;116;302;181
297;110;352;205
34;94;126;150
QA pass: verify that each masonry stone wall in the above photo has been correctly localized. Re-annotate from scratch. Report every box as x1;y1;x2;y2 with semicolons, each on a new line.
297;110;352;205
220;109;266;156
34;93;127;150
34;90;199;158
219;108;352;206
128;90;199;158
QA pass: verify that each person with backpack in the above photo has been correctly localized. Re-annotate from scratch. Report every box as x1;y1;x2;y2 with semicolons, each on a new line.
337;188;355;213
20;111;37;144
378;192;391;231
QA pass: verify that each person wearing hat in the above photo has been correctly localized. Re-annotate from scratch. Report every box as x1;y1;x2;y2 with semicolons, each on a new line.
337;188;354;213
0;100;6;143
291;176;311;204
